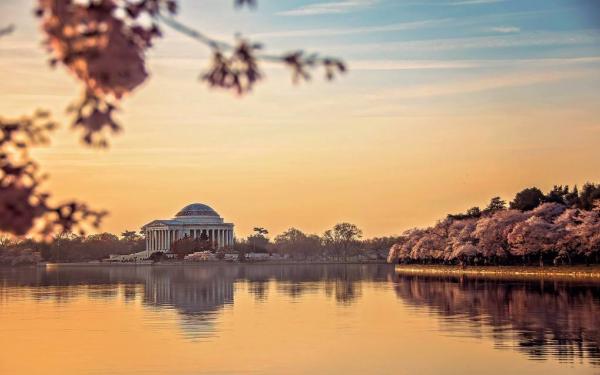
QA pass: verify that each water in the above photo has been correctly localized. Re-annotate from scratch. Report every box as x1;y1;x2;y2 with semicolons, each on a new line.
0;264;598;375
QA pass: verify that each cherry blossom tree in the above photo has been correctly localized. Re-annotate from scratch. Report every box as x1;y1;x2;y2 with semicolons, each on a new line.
507;216;563;266
473;209;529;263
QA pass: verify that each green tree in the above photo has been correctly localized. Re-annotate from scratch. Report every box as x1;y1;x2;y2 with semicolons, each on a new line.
251;227;269;253
121;230;140;242
274;228;322;259
326;223;363;261
578;183;600;210
545;185;569;205
466;207;482;218
483;197;506;214
510;187;545;211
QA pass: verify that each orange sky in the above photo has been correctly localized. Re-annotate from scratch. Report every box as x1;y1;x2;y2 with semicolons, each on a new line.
1;1;600;238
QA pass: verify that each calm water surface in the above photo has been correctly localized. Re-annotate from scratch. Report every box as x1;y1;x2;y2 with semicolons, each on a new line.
1;264;599;374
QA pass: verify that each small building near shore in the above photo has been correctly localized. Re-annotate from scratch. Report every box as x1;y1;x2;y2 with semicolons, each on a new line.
142;203;235;258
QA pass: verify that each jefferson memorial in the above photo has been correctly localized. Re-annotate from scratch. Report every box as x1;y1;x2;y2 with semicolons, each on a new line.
142;203;234;257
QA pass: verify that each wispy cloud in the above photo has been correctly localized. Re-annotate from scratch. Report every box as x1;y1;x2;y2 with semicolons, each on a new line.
448;0;504;5
350;56;600;71
278;0;377;16
489;26;521;33
338;30;600;53
251;19;451;38
372;70;592;100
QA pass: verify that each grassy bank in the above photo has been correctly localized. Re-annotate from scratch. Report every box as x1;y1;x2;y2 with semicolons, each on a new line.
395;264;600;281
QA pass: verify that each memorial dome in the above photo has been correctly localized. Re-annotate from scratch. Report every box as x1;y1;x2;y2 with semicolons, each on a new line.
175;203;220;217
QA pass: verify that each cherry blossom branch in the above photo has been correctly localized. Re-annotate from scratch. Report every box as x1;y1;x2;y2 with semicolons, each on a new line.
0;111;106;238
156;13;347;92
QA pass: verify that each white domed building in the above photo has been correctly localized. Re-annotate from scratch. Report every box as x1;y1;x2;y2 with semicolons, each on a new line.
142;203;234;257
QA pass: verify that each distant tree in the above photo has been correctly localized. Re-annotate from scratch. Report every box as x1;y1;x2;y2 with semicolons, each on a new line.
121;230;140;241
447;206;481;220
565;185;579;207
545;185;568;205
510;187;545;211
466;207;482;218
578;183;600;210
363;236;404;260
483;197;506;215
327;223;363;261
274;228;322;259
253;227;268;236
251;227;269;253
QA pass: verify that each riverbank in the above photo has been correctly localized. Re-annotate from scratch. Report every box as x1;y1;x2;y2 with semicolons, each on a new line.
395;264;600;281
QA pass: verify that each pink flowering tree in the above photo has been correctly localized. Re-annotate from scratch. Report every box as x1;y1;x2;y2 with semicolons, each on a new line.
473;209;529;264
507;216;563;266
557;209;600;264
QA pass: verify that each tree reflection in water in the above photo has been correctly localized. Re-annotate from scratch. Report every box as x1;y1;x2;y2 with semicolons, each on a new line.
393;274;600;365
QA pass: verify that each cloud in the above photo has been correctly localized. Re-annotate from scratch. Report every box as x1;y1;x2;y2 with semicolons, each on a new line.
371;70;591;100
350;56;600;71
448;0;504;5
350;59;480;70
490;26;521;33
251;19;451;39
278;0;377;16
336;30;600;54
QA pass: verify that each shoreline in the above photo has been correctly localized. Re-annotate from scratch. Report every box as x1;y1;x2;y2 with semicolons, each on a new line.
394;264;600;281
23;260;391;268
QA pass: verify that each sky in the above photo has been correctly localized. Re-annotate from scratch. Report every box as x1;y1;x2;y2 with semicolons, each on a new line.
1;0;600;238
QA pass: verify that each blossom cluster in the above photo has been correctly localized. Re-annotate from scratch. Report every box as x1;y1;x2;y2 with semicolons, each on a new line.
0;112;105;239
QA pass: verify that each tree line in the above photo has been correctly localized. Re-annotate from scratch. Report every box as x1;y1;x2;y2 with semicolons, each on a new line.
0;231;145;266
1;223;399;265
186;223;395;262
388;183;600;266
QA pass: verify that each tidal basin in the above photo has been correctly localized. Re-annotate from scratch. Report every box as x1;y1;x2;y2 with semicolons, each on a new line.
0;264;598;375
